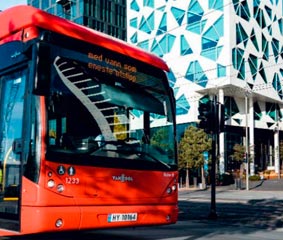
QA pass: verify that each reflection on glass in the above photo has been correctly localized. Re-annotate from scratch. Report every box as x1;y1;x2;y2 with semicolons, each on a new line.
46;56;176;169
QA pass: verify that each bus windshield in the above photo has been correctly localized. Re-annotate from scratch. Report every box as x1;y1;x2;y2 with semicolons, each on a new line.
44;44;176;170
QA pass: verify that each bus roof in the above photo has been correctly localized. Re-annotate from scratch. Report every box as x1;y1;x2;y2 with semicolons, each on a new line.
0;5;169;72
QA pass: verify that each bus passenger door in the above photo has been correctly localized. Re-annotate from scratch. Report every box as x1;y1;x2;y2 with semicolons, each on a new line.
0;69;27;232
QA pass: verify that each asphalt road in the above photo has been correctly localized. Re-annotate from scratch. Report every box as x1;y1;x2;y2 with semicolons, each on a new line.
2;220;283;240
1;180;283;240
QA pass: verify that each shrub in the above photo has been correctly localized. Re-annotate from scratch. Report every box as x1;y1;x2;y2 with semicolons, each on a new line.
249;175;261;181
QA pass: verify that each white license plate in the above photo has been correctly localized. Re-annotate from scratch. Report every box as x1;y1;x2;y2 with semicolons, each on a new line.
107;213;138;222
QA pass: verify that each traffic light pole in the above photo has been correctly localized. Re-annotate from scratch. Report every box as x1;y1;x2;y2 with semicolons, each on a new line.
208;98;218;219
198;96;225;219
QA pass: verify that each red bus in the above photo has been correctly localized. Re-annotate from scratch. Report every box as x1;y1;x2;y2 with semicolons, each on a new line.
0;5;178;236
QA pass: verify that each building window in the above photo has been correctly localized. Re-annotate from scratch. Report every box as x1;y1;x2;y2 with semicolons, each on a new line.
217;64;226;77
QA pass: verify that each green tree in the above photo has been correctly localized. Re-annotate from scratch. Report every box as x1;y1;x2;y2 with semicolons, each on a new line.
151;127;170;148
231;144;245;163
178;125;212;188
150;127;174;158
230;143;245;179
280;141;283;162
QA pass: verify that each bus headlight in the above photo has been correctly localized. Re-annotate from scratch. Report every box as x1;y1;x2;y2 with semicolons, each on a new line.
57;184;65;193
172;184;177;191
166;184;177;194
47;179;55;188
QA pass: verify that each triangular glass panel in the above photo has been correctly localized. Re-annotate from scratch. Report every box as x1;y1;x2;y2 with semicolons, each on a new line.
176;94;190;115
130;32;138;44
171;7;185;26
264;5;272;20
143;0;154;8
180;35;193;56
254;102;262;120
130;18;138;28
240;0;251;21
267;122;274;128
233;118;242;125
247;83;254;90
272;73;281;92
236;23;248;45
271;38;279;62
224;96;239;118
262;33;269;61
137;40;149;51
130;0;140;11
157;12;167;36
259;62;267;83
202;37;217;50
159;34;176;54
186;21;202;34
266;102;276;121
248;54;257;80
279;19;283;35
268;25;272;35
150;39;163;57
209;0;223;11
139;16;151;34
189;0;204;15
250;29;259;51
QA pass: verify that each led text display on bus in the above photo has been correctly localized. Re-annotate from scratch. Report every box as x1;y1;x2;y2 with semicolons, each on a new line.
88;52;137;83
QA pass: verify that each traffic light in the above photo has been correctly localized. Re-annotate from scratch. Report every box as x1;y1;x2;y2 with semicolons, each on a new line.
198;100;215;133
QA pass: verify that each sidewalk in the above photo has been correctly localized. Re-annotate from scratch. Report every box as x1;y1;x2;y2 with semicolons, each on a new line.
225;178;283;191
179;179;283;202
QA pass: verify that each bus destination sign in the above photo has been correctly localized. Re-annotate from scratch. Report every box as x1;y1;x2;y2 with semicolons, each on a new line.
88;52;137;83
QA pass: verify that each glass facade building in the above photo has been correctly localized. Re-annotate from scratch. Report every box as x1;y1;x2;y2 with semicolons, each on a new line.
28;0;127;40
128;0;283;175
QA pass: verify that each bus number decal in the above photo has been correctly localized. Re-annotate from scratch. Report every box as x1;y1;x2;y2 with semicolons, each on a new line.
66;177;80;184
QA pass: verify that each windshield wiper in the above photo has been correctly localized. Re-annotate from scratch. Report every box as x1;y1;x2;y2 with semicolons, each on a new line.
85;139;134;154
109;147;171;170
87;140;171;169
135;150;171;169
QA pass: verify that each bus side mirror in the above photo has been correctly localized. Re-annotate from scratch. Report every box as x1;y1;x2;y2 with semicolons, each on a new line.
12;139;22;154
33;43;50;96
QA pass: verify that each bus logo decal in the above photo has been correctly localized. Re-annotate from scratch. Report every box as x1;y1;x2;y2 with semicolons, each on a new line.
112;174;133;182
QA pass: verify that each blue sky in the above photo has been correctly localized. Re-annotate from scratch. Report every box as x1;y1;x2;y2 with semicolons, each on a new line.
0;0;27;11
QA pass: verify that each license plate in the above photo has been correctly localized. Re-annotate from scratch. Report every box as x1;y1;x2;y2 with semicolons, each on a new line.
107;213;138;222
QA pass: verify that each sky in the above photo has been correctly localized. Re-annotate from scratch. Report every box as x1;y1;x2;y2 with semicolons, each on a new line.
0;0;27;11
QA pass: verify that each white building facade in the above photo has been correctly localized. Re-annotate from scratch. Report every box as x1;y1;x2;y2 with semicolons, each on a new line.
128;0;283;175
